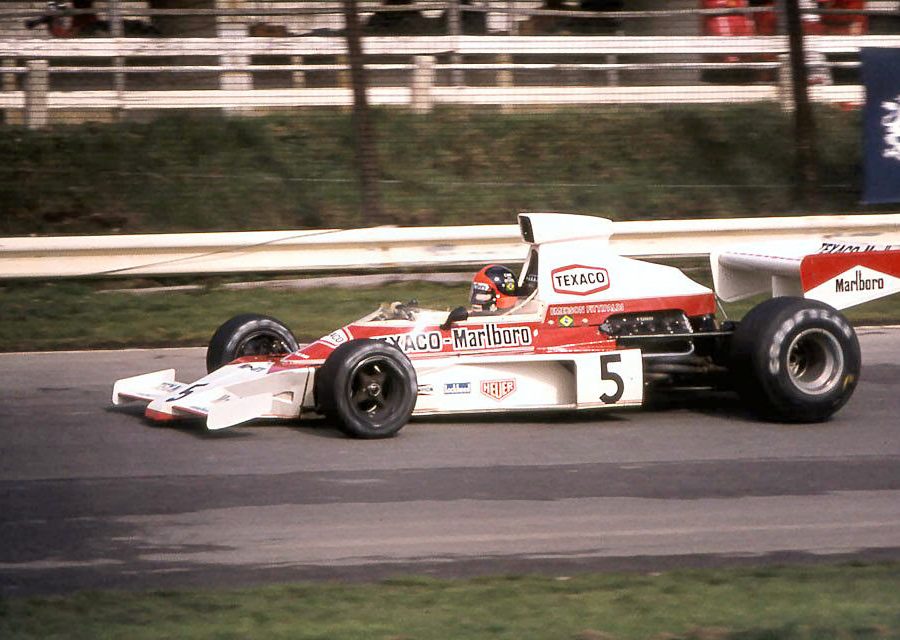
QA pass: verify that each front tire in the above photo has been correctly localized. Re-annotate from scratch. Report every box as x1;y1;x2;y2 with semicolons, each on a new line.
729;297;860;423
206;313;299;373
314;339;417;439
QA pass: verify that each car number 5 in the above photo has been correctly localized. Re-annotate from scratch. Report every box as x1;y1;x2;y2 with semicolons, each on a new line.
166;382;207;403
599;354;625;404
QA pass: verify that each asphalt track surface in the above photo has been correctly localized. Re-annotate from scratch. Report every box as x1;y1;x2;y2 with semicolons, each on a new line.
1;328;899;596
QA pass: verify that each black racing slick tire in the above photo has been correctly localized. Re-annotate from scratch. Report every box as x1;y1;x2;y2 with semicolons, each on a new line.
314;339;417;439
206;313;299;373
729;297;861;423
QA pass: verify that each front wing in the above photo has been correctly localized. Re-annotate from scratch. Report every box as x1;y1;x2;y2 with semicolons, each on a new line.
112;361;314;430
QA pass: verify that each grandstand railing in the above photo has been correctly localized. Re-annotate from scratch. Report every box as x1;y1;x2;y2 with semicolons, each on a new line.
2;34;899;125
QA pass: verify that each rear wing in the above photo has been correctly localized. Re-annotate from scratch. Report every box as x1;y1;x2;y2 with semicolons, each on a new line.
711;239;900;310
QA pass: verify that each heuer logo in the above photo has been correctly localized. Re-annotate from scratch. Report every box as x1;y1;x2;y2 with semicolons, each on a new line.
551;265;610;296
481;379;516;401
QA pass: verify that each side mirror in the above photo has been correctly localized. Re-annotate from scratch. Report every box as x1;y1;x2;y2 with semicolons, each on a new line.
440;306;468;330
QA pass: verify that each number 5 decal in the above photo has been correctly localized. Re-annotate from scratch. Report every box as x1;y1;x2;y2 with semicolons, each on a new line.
166;383;207;403
599;354;624;404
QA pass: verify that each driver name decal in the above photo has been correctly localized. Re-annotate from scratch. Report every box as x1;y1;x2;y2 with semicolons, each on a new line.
551;265;610;296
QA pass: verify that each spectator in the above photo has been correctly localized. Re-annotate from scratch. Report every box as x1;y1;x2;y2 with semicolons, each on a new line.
365;0;438;35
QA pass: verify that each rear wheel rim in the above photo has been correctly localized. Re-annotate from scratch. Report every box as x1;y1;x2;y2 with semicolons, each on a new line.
786;328;844;395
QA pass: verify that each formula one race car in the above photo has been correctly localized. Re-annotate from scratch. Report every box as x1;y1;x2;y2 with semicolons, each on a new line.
112;213;900;438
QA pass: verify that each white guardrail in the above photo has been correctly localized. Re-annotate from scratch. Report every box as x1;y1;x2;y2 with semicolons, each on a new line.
3;35;900;115
1;214;899;279
5;35;900;58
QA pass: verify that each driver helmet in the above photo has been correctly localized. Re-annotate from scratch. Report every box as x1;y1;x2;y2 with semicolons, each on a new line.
470;265;519;313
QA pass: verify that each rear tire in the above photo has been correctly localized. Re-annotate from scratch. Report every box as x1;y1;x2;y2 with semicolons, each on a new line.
729;297;860;423
206;313;298;373
314;339;417;439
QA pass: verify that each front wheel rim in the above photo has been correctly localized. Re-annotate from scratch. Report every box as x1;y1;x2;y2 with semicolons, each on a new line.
786;328;844;395
348;356;404;426
235;332;292;358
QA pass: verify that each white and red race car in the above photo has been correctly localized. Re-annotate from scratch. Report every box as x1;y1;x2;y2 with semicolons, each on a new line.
112;213;900;438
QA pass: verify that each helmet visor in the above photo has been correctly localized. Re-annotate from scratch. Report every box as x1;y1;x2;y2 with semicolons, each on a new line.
470;282;494;307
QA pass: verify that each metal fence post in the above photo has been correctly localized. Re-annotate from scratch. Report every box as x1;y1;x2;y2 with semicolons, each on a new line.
411;55;435;113
337;55;350;92
109;0;126;119
218;26;252;91
497;53;513;114
777;54;793;111
291;56;306;88
25;60;49;130
2;59;16;93
217;1;252;114
447;0;463;87
217;19;251;115
505;0;519;35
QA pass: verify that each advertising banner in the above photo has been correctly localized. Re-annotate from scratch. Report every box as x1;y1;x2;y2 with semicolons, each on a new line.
861;48;900;204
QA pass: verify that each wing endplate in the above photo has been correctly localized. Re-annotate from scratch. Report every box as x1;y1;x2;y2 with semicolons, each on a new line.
112;369;184;405
801;251;900;310
157;368;313;430
712;239;900;310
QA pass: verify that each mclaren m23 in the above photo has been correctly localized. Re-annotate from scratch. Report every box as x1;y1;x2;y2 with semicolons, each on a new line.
112;213;900;438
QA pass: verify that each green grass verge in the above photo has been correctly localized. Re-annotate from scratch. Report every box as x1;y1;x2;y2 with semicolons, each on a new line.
2;104;896;236
0;281;471;351
1;274;897;352
2;564;899;639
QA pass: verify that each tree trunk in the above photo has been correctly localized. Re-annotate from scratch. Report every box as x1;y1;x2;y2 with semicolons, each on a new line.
343;0;385;224
784;0;819;209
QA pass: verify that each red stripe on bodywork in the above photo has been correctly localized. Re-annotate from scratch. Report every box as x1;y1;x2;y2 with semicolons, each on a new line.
145;408;177;422
800;251;900;291
231;355;281;365
545;293;716;323
620;293;716;316
272;293;715;370
146;406;207;421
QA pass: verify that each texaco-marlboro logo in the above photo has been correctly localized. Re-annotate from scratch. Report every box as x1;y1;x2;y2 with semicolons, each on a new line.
551;264;610;296
379;324;532;354
481;379;516;401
